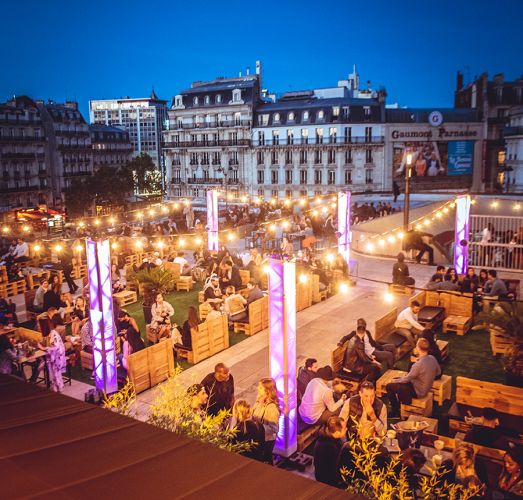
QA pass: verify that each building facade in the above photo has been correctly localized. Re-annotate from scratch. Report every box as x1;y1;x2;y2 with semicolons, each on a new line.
89;124;134;171
89;92;167;169
37;100;93;201
250;82;385;198
504;107;523;192
454;72;523;191
163;73;260;199
385;108;484;193
0;96;52;214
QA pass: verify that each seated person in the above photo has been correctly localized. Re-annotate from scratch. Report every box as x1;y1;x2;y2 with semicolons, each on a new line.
80;318;93;353
392;252;415;286
246;279;264;304
150;293;175;341
298;365;347;425
173;251;191;276
313;416;346;487
394;301;424;349
465;407;519;449
413;329;442;373
223;286;247;322
459;267;479;293
181;306;199;349
297;358;319;403
482;269;509;298
120;321;145;372
205;301;223;322
343;325;381;382
203;274;222;301
340;380;387;438
0;334;17;376
32;278;49;313
497;447;523;498
436;273;459;291
201;363;234;417
385;338;441;418
429;265;446;283
229;399;265;461
400;448;427;493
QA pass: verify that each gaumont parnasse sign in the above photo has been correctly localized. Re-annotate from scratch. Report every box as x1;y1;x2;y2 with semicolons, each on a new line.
390;127;479;141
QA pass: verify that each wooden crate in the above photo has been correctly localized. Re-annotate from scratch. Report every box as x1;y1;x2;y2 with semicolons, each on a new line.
431;375;452;405
376;369;406;397
176;276;193;292
443;315;472;336
127;349;151;394
388;283;413;295
0;279;27;298
233;295;268;336
148;340;175;387
0;265;7;283
198;291;205;303
26;270;50;290
401;393;433;418
113;290;137;307
490;328;513;356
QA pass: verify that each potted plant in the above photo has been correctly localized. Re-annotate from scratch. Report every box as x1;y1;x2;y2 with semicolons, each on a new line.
127;266;177;323
474;301;523;385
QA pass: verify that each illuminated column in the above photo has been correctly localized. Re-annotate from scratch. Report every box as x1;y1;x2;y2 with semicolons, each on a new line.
454;195;471;274
269;258;297;457
338;190;351;265
86;239;117;393
207;189;219;251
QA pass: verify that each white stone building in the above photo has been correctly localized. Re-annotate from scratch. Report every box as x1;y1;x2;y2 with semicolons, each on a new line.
505;107;523;192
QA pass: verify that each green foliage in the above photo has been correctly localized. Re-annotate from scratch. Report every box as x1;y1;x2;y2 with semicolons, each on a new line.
127;265;177;306
474;301;523;338
102;379;137;417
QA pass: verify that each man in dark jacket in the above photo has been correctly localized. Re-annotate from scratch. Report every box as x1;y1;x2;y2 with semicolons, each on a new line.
297;358;319;403
343;326;381;382
200;363;234;416
246;280;264;304
313;416;345;487
220;260;242;291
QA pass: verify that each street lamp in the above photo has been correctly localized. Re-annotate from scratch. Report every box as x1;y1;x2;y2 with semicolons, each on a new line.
403;152;413;232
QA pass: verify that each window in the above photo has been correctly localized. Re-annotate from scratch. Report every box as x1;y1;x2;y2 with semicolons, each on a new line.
303;111;310;121
365;148;373;163
260;114;269;126
285;189;292;198
230;169;238;182
287;129;294;145
329;127;337;143
212;152;220;165
301;128;308;144
314;170;322;185
365;126;372;142
365;168;373;184
231;132;238;145
274;113;280;123
285;151;293;164
257;170;265;184
314;150;322;164
328;170;335;185
201;152;209;164
300;150;308;164
315;128;323;144
318;110;325;120
332;107;340;119
258;131;265;145
272;130;280;145
234;112;241;125
285;170;293;183
193;96;199;106
328;150;336;164
190;152;198;165
288;112;295;122
271;151;278;164
257;151;264;165
300;170;308;184
344;127;352;143
258;188;264;197
232;89;241;102
344;170;352;184
205;95;210;105
271;170;279;184
230;151;238;164
215;94;222;104
271;189;278;198
497;108;506;119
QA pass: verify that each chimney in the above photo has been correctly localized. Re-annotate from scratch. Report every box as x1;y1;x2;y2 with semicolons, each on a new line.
239;71;242;77
246;67;250;75
456;71;464;91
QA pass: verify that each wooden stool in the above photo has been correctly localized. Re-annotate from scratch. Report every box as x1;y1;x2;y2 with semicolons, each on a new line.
113;290;138;307
388;283;413;296
431;375;452;405
443;315;472;336
80;350;94;371
376;369;407;397
401;393;433;418
176;276;193;292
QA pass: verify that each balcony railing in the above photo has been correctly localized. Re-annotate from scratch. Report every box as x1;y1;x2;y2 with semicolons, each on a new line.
58;143;92;150
0;185;41;193
0;135;46;143
186;178;239;185
63;170;91;177
504;126;523;137
163;139;250;148
167;120;251;130
0;153;36;160
252;136;384;147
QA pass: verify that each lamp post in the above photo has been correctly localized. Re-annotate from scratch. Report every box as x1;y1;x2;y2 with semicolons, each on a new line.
403;152;413;233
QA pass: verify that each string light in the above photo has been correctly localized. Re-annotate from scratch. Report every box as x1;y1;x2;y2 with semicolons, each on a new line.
33;244;41;252
514;203;521;211
194;237;203;246
378;239;385;247
263;264;270;274
94;219;101;226
384;291;394;304
227;233;235;241
491;201;499;208
54;244;63;253
299;274;308;283
111;242;118;250
178;238;186;247
2;227;9;233
22;225;30;232
109;217;116;224
75;244;83;253
339;283;349;294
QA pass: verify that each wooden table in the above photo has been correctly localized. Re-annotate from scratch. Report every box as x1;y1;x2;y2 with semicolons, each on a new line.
0;325;16;336
407;414;439;434
16;349;48;387
376;369;407;397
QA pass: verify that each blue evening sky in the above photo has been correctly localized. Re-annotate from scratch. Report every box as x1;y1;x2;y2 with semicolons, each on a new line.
1;0;522;118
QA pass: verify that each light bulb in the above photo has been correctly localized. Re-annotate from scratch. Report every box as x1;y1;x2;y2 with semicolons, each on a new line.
340;283;349;294
384;292;394;304
299;274;308;283
33;244;41;252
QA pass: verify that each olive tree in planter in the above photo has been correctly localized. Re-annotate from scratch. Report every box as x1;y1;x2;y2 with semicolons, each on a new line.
127;266;177;324
474;301;523;386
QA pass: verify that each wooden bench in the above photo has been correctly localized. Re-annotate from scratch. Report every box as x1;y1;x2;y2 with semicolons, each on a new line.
233;295;268;336
374;308;411;360
127;339;175;394
376;369;452;406
489;327;513;356
80;350;94;372
24;290;38;321
330;342;364;391
113;290;138;307
401;393;433;418
175;315;229;364
296;273;313;312
15;326;43;343
176;276;193;292
297;423;321;452
0;279;27;299
25;270;50;290
388;283;413;295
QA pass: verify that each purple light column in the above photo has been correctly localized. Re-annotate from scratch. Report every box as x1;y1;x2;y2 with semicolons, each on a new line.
207;189;219;251
338;191;351;265
269;258;297;457
454;195;471;274
87;239;117;393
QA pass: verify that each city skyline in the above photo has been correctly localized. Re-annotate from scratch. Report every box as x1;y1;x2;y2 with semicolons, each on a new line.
2;0;523;117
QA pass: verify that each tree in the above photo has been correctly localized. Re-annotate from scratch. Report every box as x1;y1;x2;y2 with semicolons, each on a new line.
64;177;95;217
125;153;164;195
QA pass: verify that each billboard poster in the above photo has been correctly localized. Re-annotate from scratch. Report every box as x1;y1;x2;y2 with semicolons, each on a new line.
448;141;474;175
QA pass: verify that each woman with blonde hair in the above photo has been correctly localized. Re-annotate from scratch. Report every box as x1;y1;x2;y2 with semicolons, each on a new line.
451;442;487;493
251;378;280;464
230;399;265;461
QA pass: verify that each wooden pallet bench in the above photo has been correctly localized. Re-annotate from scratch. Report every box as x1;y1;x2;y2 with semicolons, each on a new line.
232;295;268;336
0;279;27;299
176;276;193;292
443;315;472;336
113;290;137;307
401;393;433;418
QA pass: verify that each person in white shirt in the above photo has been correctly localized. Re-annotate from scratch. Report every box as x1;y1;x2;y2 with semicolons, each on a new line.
298;366;347;425
394;301;424;348
13;238;30;262
152;252;163;267
150;293;175;341
173;251;191;276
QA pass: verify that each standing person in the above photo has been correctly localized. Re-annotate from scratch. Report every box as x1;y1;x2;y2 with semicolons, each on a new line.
200;363;235;417
297;358;319;403
252;378;280;464
43;281;68;313
229;399;265;461
38;316;67;392
498;446;523;498
394;301;424;348
150;293;175;342
313;416;346;487
183;203;195;230
393;180;400;203
60;243;79;294
385;338;441;418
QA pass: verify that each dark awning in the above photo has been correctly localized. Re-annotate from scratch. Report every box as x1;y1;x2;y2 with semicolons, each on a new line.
0;375;355;499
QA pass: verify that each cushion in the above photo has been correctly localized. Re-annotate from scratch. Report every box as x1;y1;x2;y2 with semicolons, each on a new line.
336;369;365;382
382;331;407;347
419;306;445;322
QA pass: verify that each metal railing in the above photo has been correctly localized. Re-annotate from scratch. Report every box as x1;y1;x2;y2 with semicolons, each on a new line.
252;136;384;147
468;215;523;271
167;120;252;130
